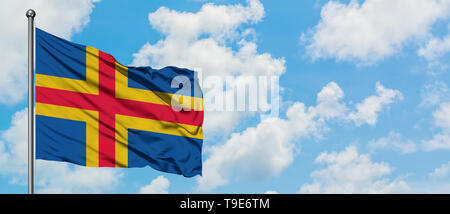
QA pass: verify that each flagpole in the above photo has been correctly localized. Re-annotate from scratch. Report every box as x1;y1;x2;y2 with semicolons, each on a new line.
26;9;36;195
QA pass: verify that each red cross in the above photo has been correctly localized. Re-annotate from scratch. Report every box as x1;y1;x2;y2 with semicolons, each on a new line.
36;51;203;167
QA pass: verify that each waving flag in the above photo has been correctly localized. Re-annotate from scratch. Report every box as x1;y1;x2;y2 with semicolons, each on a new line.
35;28;203;177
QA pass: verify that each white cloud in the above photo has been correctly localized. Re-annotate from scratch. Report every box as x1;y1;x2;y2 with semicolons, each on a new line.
403;160;450;193
264;190;278;194
299;146;409;194
418;33;450;62
315;81;348;120
37;160;123;194
132;0;276;78
420;81;450;107
197;103;320;192
0;109;29;179
302;0;450;64
423;102;450;151
145;0;264;43
197;82;348;192
367;131;417;154
433;102;450;131
422;133;450;151
131;0;285;136
139;175;170;194
197;81;402;192
0;0;99;105
0;108;123;193
347;82;403;126
429;161;450;178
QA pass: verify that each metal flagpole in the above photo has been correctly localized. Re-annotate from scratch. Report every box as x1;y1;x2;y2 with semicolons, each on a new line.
26;9;36;195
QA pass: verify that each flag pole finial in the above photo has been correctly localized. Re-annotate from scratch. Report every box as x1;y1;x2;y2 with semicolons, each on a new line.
26;9;36;18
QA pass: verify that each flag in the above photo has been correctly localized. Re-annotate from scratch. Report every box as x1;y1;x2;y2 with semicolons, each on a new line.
35;28;203;177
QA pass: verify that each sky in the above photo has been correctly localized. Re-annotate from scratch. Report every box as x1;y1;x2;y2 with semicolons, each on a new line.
1;0;450;193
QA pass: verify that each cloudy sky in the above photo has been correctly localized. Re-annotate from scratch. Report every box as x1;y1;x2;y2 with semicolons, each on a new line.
1;0;450;193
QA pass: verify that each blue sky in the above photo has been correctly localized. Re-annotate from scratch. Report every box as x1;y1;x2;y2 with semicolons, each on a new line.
1;0;450;193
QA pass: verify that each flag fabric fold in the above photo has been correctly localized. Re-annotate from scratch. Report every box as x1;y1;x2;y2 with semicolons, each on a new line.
35;28;203;177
